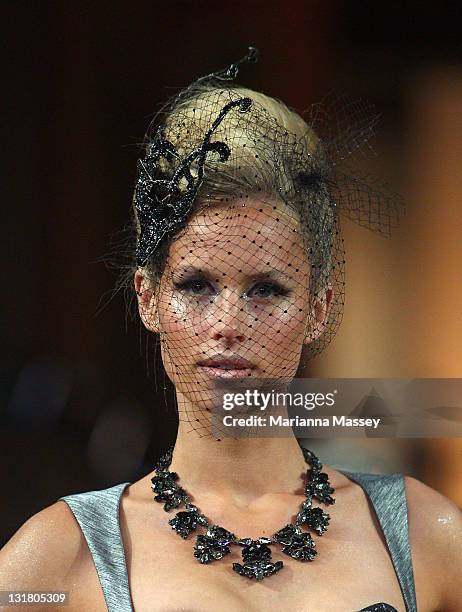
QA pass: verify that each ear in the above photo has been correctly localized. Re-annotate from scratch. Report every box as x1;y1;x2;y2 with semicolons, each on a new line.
303;284;334;345
134;269;159;333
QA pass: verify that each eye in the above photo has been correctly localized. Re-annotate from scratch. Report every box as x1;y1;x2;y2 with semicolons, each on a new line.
247;282;290;299
174;278;215;296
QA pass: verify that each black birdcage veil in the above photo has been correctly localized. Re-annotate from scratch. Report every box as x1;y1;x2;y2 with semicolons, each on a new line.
131;47;402;437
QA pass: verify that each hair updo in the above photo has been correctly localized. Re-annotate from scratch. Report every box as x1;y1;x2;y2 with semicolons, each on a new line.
131;83;335;300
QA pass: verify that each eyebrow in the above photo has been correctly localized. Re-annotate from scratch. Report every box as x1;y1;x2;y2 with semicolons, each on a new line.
172;264;293;283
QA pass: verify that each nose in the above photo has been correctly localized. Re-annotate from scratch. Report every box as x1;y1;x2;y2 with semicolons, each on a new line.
210;289;247;345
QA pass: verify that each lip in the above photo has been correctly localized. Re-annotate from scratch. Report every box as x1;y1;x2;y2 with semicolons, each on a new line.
197;355;254;368
197;355;255;379
197;365;255;379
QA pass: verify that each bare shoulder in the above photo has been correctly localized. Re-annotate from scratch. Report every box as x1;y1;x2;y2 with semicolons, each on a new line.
404;473;460;510
404;474;461;544
0;501;86;610
404;475;462;611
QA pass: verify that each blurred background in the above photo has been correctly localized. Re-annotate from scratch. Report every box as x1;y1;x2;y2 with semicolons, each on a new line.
2;0;462;545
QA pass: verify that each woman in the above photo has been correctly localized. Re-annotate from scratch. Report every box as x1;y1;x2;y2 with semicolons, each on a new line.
1;48;460;612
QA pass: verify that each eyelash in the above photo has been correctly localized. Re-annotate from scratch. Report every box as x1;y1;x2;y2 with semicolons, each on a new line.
173;278;291;299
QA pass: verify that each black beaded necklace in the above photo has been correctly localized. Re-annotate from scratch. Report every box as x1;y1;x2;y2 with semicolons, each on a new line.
151;445;335;581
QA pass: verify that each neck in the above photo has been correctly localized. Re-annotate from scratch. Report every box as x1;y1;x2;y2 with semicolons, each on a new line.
168;391;313;508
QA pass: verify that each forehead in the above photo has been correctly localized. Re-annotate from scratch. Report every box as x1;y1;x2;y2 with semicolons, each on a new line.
166;199;308;272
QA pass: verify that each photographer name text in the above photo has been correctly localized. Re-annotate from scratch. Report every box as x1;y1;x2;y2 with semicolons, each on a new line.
222;415;382;429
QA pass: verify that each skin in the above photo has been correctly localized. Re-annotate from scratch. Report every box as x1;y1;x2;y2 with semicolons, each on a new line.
137;198;331;428
0;198;460;611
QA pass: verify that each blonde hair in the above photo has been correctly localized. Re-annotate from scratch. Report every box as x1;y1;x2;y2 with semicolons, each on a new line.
159;85;318;196
134;84;328;282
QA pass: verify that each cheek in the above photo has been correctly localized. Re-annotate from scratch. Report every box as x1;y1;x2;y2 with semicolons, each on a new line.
157;291;308;353
261;302;306;346
157;292;204;346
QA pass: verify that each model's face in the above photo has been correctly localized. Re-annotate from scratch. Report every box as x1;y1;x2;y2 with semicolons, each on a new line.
138;198;327;412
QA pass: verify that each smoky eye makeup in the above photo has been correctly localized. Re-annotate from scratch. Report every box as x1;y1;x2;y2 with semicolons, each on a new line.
245;281;292;299
173;276;216;296
172;273;292;301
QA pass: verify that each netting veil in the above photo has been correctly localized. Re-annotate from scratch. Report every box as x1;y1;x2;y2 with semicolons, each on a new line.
128;46;402;437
